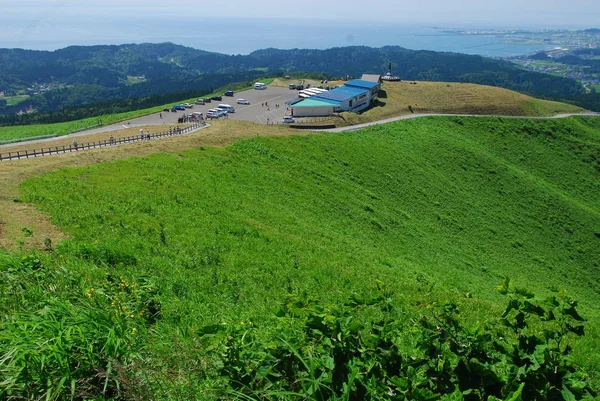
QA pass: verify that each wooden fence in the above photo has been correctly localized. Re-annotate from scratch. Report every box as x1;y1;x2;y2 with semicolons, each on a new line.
0;122;204;162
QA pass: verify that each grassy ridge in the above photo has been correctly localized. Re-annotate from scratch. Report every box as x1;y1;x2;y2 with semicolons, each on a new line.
0;79;582;142
3;116;600;398
339;81;585;125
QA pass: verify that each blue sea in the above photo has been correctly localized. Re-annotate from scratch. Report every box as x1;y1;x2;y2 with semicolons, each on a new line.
0;15;552;57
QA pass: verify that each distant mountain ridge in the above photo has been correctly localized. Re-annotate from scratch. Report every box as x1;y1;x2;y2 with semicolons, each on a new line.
0;42;595;119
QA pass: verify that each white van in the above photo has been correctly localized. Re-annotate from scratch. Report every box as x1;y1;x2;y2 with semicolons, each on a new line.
209;108;225;116
254;82;267;90
217;104;235;113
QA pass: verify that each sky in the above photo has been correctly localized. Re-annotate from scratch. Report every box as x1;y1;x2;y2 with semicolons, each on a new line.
0;0;598;53
2;0;600;27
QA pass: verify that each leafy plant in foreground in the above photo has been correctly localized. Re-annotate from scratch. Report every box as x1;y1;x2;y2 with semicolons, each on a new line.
206;281;596;400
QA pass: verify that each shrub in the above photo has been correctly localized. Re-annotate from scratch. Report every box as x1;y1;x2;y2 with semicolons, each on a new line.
204;280;596;400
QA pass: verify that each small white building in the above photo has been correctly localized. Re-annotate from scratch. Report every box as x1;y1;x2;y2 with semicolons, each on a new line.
291;98;337;117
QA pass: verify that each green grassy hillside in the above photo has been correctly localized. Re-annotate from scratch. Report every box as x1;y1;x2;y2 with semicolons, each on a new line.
3;116;600;399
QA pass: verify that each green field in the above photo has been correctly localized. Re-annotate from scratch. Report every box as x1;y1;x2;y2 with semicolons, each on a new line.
4;95;30;107
2;116;600;399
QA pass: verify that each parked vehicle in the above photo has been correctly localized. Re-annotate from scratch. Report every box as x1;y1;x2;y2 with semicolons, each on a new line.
254;82;267;90
203;98;212;103
224;90;234;96
209;108;225;116
296;84;304;90
163;107;171;112
236;99;250;104
288;83;296;90
183;103;193;108
206;112;219;119
211;96;222;101
282;116;295;123
218;104;235;113
191;112;203;119
173;104;186;110
194;99;205;105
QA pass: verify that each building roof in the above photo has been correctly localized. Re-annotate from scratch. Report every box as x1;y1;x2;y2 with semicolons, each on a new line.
315;91;354;102
285;98;303;106
293;98;339;108
315;85;367;102
299;87;328;97
332;86;368;96
361;74;381;82
344;79;380;89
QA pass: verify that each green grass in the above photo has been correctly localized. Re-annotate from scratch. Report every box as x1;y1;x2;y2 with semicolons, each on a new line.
593;84;600;93
4;95;30;107
4;116;600;398
0;78;276;142
0;107;167;142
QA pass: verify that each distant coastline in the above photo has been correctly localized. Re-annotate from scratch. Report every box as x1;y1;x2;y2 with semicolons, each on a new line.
0;16;559;57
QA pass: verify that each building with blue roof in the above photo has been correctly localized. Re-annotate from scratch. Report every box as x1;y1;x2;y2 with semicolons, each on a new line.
345;79;380;90
289;75;381;117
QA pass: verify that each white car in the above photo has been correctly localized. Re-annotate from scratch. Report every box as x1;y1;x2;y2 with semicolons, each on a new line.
209;108;225;116
236;99;250;105
282;116;295;123
183;103;193;108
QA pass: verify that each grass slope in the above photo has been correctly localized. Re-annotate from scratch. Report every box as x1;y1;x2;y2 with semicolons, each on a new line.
3;116;600;397
339;81;585;125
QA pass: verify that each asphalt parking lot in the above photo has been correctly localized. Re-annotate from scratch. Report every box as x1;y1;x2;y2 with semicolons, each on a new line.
0;85;304;148
120;85;300;127
192;86;299;124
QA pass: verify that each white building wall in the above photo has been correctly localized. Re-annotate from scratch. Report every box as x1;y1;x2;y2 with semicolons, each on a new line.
292;106;334;117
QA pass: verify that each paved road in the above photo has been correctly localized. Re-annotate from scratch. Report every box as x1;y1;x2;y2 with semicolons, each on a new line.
0;85;300;150
321;112;600;133
2;88;598;150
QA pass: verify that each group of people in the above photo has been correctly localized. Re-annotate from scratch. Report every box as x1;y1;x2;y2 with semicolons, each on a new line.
261;101;283;112
139;129;152;140
71;134;115;150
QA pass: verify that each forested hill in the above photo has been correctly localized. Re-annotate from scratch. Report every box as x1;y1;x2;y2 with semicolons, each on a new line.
0;42;595;118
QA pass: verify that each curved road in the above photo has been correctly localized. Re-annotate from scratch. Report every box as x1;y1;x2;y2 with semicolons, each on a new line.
2;111;598;151
320;112;600;133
